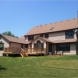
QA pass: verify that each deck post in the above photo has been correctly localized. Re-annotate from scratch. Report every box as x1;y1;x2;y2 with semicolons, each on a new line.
41;48;42;56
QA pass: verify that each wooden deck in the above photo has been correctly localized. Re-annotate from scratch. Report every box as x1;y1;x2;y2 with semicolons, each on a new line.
4;47;46;56
4;47;21;54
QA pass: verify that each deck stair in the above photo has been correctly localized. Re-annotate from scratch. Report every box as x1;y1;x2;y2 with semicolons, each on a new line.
20;48;28;57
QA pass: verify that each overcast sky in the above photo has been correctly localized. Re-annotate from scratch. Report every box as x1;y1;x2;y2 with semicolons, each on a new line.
0;0;78;37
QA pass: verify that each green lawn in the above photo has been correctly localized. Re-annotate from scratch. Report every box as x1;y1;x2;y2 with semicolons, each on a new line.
0;55;78;78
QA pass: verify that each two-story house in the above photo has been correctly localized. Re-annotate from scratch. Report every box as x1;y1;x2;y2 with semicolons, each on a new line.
0;18;78;56
24;18;78;55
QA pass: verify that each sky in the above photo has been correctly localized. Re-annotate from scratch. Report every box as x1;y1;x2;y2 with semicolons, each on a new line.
0;0;78;37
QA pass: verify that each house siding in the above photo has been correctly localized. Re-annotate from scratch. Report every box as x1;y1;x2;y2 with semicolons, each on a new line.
26;31;77;42
49;32;65;41
70;43;76;55
25;37;28;41
34;35;39;39
10;43;21;48
63;43;76;55
10;43;21;54
49;31;77;41
53;43;76;55
74;33;77;39
0;36;9;56
26;31;77;55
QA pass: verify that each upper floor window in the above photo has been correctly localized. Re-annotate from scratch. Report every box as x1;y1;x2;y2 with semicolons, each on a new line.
28;35;34;41
45;33;49;38
40;34;43;37
65;30;74;39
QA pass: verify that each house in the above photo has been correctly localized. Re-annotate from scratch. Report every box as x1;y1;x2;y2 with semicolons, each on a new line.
0;34;29;56
0;18;78;56
24;18;78;55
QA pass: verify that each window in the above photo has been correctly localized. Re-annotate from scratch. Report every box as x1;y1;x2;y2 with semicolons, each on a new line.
65;30;74;39
45;33;49;38
76;29;78;39
40;34;43;37
21;44;23;48
28;35;34;41
49;43;52;52
25;44;28;48
0;43;4;50
56;43;70;51
34;40;43;49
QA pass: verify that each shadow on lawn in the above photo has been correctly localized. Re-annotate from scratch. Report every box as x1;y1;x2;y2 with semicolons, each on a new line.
0;65;7;70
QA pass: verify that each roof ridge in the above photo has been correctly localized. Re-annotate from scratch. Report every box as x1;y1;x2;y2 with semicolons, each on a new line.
2;34;18;38
34;18;77;27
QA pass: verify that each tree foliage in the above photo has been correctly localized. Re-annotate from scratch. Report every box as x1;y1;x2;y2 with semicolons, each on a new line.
2;31;19;38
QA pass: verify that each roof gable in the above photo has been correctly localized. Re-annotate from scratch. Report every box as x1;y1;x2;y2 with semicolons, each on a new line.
30;36;52;43
1;34;29;44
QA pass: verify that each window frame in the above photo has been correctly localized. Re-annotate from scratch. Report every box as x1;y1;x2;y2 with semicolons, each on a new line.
28;35;34;41
56;43;70;51
0;43;4;51
65;30;74;39
40;34;43;37
21;44;23;48
45;33;49;38
34;40;44;49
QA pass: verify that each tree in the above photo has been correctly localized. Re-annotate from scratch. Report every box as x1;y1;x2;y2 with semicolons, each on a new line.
2;31;19;38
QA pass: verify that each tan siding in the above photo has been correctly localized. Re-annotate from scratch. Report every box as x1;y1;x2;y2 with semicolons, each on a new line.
74;33;77;39
10;43;21;48
0;36;9;48
9;43;21;54
49;31;76;41
0;36;9;56
34;35;39;39
25;37;28;41
49;32;65;41
70;43;76;55
62;43;76;55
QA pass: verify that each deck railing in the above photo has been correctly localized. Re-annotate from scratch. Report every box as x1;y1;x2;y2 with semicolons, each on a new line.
24;48;46;54
4;47;21;54
4;47;46;54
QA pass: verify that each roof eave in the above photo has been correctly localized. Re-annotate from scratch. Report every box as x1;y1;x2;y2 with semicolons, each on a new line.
25;27;78;36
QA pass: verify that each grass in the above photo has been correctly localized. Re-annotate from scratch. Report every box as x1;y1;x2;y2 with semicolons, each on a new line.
0;55;78;78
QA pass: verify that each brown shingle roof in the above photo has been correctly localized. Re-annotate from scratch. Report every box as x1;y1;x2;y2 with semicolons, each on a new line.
30;36;52;43
1;34;30;44
41;37;52;43
25;18;78;36
20;36;25;39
